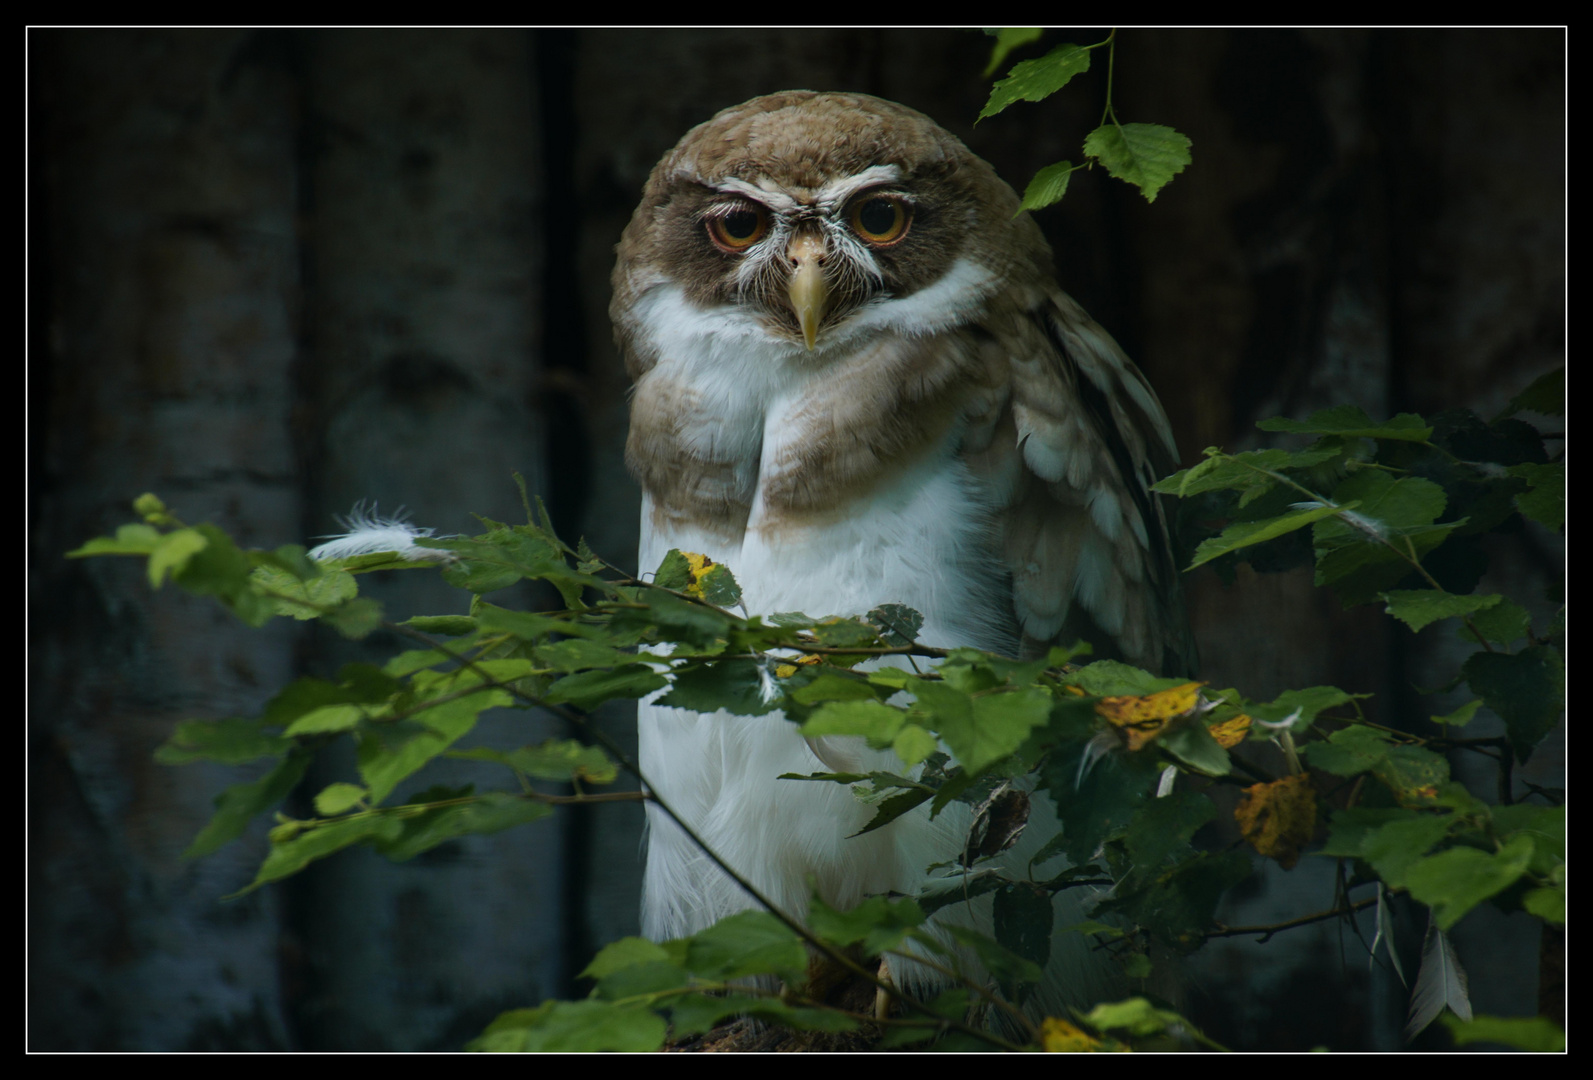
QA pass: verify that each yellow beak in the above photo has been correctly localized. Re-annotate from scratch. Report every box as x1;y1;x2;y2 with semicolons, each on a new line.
786;232;828;351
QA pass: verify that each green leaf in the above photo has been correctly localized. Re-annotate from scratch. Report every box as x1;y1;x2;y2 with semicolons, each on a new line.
1522;882;1564;925
382;650;447;678
657;659;779;717
1431;699;1483;727
868;603;923;646
1316;472;1447;546
402;614;478;636
1330;811;1457;889
1121;790;1216;882
1320;808;1405;858
1405;835;1534;931
155;718;291;765
809;617;880;649
237;812;406;895
799;699;905;746
1043;727;1162;864
375;792;553;861
312;782;368;816
1065;660;1186;697
544;664;668;711
1158;720;1231;777
357;688;509;804
320;597;384;639
1463;646;1564;762
1188;501;1347;569
284;704;367;736
467;1000;667;1052
1082;122;1191;202
852;785;936;837
438;530;566;595
1458;598;1532;647
1373;744;1451;803
254;564;356;620
587;960;692;1002
580;936;674;980
892;723;941;767
66;521;164;558
1494;366;1563;419
693;560;741;607
170;524;278;627
650;548;693;590
916;682;1051;775
1084;997;1190;1037
1258;405;1433;441
474;603;606;642
185;749;313;858
791;673;879;705
1153;444;1344;498
617;587;733;647
148;528;210;588
449;740;618;784
982;26;1043;76
1443;1013;1564;1052
1248;686;1357;731
1099;849;1253;952
808;894;925;956
533;638;639;673
683;911;806;984
993;882;1053;970
1506;462;1563;530
1381;590;1500;633
1019;160;1074;212
979;42;1092;119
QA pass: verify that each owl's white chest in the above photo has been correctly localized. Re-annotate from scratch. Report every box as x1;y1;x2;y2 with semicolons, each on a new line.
630;284;1018;946
636;324;1008;651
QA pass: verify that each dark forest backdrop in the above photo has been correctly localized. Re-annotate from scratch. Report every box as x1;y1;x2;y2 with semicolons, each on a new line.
30;28;1563;1050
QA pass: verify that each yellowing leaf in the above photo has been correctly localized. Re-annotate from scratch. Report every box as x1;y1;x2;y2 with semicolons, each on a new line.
1234;773;1317;869
1096;681;1203;751
1208;713;1252;748
678;551;742;606
774;654;823;679
1040;1017;1103;1052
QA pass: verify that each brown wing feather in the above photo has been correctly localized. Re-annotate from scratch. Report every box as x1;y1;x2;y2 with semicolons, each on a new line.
965;285;1195;676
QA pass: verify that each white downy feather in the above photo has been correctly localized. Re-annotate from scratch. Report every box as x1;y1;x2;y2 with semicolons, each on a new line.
307;504;454;563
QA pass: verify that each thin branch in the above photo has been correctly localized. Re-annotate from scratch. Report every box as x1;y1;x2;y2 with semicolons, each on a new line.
381;618;1019;1051
1210;891;1387;943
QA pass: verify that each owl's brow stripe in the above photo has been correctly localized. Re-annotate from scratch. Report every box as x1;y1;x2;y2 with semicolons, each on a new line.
699;166;908;216
706;176;799;213
813;164;904;209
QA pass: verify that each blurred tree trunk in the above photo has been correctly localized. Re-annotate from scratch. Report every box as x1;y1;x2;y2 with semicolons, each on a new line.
289;29;557;1049
33;28;303;1049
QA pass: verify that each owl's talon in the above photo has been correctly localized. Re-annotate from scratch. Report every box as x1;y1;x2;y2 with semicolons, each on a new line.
874;955;893;1021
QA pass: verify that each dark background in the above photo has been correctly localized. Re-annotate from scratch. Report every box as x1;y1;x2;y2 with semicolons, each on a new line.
30;28;1563;1050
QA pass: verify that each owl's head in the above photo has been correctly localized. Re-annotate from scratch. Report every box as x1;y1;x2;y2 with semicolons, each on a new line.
611;91;1053;374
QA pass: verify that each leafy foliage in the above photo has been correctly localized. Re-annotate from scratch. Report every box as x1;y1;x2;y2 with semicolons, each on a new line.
980;29;1191;208
70;367;1563;1050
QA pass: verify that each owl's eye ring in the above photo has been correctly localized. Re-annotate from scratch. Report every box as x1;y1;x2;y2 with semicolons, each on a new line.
705;203;770;253
847;194;912;246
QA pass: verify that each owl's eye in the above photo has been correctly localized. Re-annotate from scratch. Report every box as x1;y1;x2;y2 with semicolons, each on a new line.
706;204;769;253
848;195;911;245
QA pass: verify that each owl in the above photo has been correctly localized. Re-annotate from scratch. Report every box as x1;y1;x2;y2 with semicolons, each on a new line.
612;91;1192;1006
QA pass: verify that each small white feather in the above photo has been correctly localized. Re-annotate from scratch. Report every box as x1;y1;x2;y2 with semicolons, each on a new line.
308;504;454;563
